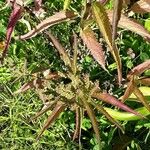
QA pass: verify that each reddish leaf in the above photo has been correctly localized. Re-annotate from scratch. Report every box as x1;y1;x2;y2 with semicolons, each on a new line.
128;60;150;76
139;77;150;86
99;0;109;5
17;11;76;40
92;91;144;118
36;102;66;140
112;0;123;42
131;0;150;14
14;79;44;94
91;100;124;133
81;27;106;71
45;31;72;67
73;107;82;141
92;2;122;85
107;11;150;41
121;75;135;102
1;1;22;62
34;0;42;11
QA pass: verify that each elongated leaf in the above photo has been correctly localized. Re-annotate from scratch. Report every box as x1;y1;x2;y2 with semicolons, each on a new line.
92;91;144;118
99;0;109;5
107;11;150;41
128;60;150;76
81;27;106;71
112;0;123;42
72;33;78;74
121;75;135;102
31;101;57;121
34;0;42;11
45;31;72;67
131;0;150;14
17;11;76;40
139;77;150;86
133;86;150;112
14;79;44;94
36;102;66;140
73;107;82;141
81;96;102;150
91;100;124;133
92;2;122;84
1;1;22;62
104;106;149;121
129;86;150;99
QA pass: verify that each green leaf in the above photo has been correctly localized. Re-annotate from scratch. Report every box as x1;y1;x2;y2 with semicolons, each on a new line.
92;2;122;84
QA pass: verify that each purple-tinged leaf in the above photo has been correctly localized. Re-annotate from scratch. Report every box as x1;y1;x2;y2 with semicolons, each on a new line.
128;60;150;76
112;0;123;43
92;91;144;118
45;31;72;67
1;1;22;62
17;11;76;40
131;0;150;14
14;79;44;94
81;96;102;149
73;107;82;141
121;75;135;102
91;100;124;133
81;27;107;71
31;101;57;121
139;77;150;86
34;0;42;11
36;102;66;140
107;11;150;41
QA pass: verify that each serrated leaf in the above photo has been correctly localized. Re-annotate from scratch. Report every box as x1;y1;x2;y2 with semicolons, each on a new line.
133;86;150;112
45;31;72;67
92;91;144;118
81;27;106;71
91;100;124;133
107;11;150;41
1;1;22;62
128;60;150;76
131;0;150;14
36;102;66;140
121;75;135;102
17;11;76;40
82;96;102;150
92;2;122;84
112;0;123;42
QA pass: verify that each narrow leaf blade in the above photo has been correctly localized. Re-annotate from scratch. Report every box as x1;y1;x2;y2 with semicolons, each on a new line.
92;2;122;84
36;102;66;140
92;91;144;118
17;11;76;40
81;27;106;71
1;1;22;62
107;11;150;41
133;87;150;112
